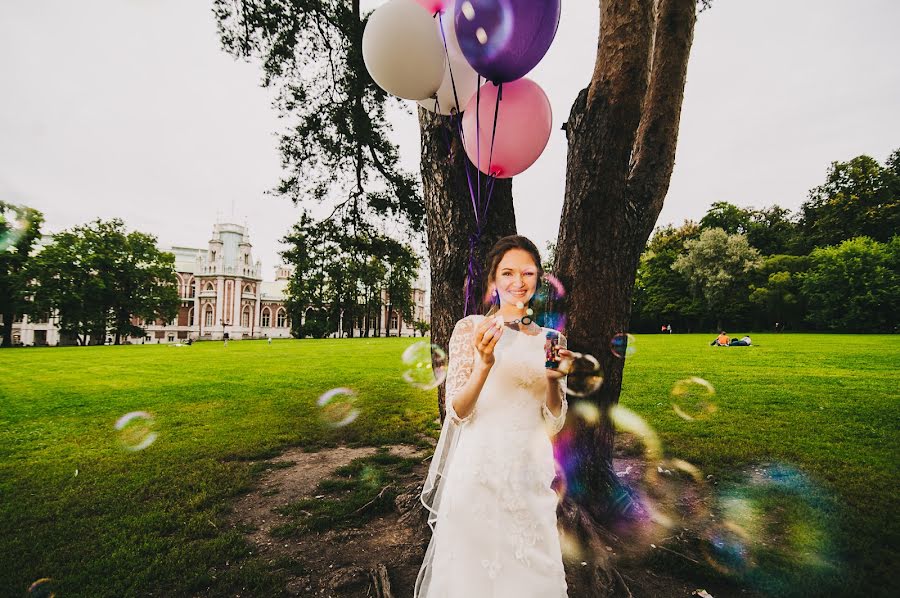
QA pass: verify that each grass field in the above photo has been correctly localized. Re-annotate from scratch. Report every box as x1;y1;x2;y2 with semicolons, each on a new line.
1;334;897;597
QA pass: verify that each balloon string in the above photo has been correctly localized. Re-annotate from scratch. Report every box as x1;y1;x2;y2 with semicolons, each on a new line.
481;82;502;222
468;83;502;314
464;236;480;316
433;15;499;316
437;12;463;124
474;74;483;227
435;13;480;230
433;102;479;317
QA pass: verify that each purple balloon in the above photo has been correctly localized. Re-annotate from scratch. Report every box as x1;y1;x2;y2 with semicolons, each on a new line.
454;0;561;84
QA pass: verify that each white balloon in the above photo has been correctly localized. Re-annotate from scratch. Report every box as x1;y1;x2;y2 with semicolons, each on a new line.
362;0;446;101
418;51;479;115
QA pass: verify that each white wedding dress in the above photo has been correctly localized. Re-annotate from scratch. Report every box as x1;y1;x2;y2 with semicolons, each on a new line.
416;315;569;598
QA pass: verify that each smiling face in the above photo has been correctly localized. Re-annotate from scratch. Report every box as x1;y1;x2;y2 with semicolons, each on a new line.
492;248;539;307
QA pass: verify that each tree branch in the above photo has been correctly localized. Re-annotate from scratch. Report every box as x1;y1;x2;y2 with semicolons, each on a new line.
579;0;654;190
626;0;697;231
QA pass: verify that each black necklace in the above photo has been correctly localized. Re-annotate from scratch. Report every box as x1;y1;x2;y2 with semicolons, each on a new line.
502;305;535;327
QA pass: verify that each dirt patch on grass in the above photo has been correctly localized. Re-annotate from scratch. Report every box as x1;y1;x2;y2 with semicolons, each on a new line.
225;444;761;597
226;444;431;596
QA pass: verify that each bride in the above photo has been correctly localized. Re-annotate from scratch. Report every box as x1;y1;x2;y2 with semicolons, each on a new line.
415;235;569;597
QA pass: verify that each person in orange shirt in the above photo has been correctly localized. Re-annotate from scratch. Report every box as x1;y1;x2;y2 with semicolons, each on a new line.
710;331;729;346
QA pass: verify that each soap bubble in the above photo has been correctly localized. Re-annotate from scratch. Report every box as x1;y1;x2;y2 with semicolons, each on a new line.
0;204;30;252
401;342;448;390
558;529;585;562
317;388;359;427
641;457;709;530
533;273;567;331
702;464;839;593
671;377;717;421
608;405;663;463
27;578;55;598
610;333;636;358
702;522;754;576
604;407;694;548
571;401;601;426
114;411;158;451
559;352;603;397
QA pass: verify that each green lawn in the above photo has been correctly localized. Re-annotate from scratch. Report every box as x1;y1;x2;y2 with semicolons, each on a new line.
0;335;897;597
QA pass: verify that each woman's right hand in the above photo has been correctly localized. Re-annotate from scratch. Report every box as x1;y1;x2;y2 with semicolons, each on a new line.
473;316;504;370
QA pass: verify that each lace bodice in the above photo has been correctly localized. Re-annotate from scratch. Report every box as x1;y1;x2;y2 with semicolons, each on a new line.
444;315;568;434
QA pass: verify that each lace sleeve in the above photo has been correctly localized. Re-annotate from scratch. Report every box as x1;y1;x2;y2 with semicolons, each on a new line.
542;331;568;436
445;316;478;424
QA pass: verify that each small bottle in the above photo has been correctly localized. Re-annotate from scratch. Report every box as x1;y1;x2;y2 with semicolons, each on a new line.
544;331;560;369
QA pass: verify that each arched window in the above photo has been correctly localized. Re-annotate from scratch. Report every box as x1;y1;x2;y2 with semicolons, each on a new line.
276;309;287;328
205;282;214;292
188;307;195;327
261;308;271;328
204;306;214;327
241;306;251;328
189;279;196;297
390;313;399;330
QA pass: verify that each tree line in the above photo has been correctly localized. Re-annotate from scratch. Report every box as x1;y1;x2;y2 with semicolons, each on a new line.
0;209;424;346
631;150;899;333
280;211;423;338
0;214;180;346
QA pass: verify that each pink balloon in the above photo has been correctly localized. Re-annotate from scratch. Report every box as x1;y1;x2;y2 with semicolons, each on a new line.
461;78;552;178
414;0;448;14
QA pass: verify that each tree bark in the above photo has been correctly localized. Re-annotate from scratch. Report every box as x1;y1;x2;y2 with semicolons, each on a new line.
418;107;516;419
554;0;697;590
1;310;13;347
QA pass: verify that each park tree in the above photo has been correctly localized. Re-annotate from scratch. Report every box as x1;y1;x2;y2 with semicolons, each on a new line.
748;254;809;330
280;212;419;338
632;221;702;331
0;203;44;347
213;0;516;388
798;150;900;250
213;0;420;226
548;5;710;588
382;237;420;336
745;204;800;256
30;220;179;345
542;241;558;274
799;236;899;333
699;200;752;235
672;227;762;330
700;201;801;256
282;213;332;338
106;228;182;344
357;255;388;337
413;319;430;337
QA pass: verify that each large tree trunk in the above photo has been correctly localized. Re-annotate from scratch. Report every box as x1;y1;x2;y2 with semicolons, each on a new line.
1;310;13;347
554;0;697;593
418;107;516;419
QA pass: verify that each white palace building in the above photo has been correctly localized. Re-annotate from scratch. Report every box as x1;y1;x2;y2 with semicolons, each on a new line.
9;221;428;346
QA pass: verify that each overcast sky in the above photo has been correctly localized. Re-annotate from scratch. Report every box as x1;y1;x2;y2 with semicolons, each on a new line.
2;0;898;276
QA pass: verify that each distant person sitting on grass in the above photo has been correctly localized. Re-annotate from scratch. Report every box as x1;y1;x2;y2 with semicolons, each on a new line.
730;335;752;346
710;331;730;346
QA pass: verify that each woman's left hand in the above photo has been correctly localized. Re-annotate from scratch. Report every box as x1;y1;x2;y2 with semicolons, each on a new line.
545;349;573;382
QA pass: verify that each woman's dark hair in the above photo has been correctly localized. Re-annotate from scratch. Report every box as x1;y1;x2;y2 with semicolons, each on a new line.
485;235;543;285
